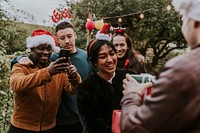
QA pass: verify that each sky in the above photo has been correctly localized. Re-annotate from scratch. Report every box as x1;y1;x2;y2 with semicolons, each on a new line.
1;0;73;26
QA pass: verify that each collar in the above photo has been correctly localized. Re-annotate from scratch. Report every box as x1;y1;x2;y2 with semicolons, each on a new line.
191;44;200;50
107;72;116;84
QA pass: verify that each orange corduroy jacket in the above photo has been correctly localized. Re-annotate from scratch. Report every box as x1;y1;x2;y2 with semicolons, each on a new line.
10;63;81;131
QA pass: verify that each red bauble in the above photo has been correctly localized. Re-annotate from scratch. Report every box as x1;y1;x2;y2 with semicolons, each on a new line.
85;21;95;31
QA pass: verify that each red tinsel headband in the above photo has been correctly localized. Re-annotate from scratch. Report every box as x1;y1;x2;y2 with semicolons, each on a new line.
88;39;98;56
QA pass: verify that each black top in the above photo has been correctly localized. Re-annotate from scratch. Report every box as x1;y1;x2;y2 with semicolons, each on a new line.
76;69;135;133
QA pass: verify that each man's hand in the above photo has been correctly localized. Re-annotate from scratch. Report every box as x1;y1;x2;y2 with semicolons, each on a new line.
48;57;68;76
19;57;34;66
122;74;153;95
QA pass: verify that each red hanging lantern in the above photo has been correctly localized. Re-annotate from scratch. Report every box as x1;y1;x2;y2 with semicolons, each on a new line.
85;21;95;31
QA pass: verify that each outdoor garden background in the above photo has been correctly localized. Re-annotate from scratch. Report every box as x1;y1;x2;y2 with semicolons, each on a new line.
0;0;188;132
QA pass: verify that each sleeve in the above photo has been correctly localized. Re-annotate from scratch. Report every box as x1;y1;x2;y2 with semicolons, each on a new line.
63;72;82;94
10;63;52;94
10;55;26;70
121;63;199;133
76;82;111;133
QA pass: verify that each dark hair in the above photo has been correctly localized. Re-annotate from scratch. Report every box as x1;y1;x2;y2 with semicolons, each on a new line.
55;21;74;33
87;38;116;66
112;33;145;73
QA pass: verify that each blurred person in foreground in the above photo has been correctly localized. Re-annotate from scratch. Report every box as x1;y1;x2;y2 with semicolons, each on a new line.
121;0;200;133
8;29;81;133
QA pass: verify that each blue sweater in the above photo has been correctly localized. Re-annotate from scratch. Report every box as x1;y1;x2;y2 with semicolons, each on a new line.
52;48;93;125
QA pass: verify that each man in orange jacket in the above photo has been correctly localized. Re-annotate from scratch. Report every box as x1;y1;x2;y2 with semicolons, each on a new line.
8;29;81;133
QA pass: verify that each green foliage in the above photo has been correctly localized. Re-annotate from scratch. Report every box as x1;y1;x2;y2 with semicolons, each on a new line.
0;52;13;132
0;1;28;131
0;4;27;55
0;3;10;132
0;6;13;132
1;26;27;55
71;0;187;73
0;51;29;132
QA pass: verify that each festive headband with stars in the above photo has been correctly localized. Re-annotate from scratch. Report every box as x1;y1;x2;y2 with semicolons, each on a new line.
112;23;129;34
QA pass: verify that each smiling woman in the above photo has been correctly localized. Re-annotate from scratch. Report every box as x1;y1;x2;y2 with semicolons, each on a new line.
88;39;117;80
112;29;146;74
76;23;136;133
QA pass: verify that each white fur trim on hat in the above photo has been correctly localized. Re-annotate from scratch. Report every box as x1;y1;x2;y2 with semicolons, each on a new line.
95;31;112;41
26;35;60;53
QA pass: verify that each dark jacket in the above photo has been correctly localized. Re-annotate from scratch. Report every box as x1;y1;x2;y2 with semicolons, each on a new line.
121;45;200;133
77;69;134;133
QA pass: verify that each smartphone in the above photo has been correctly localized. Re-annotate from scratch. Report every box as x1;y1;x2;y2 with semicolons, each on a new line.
58;49;70;63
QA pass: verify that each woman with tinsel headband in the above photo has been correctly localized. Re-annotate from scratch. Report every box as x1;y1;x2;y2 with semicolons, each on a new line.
76;23;136;133
120;0;200;133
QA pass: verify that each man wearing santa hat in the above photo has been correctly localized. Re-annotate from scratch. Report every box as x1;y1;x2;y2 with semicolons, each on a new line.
11;19;93;133
8;29;81;133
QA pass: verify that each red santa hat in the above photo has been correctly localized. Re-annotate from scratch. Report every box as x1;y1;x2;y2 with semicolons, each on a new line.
95;23;113;41
26;29;60;53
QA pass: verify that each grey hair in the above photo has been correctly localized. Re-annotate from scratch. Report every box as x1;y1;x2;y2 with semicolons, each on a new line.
172;0;200;21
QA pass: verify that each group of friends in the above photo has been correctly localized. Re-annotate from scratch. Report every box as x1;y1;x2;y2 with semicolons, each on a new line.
8;0;200;133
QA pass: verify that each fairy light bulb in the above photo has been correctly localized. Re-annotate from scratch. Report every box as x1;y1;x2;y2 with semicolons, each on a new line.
86;18;90;22
140;13;144;19
166;5;171;11
118;18;122;23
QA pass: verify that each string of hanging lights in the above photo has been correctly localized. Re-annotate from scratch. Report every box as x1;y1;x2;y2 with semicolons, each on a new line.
85;4;172;44
85;4;172;31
